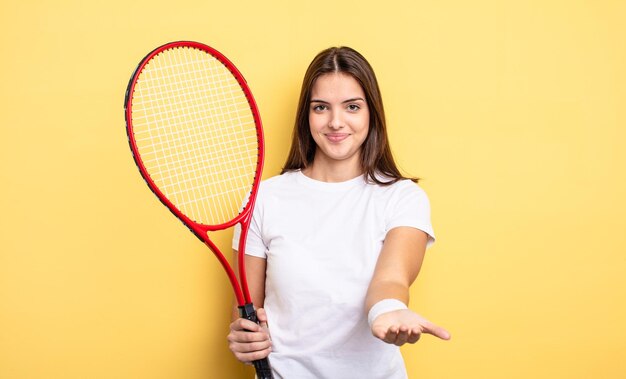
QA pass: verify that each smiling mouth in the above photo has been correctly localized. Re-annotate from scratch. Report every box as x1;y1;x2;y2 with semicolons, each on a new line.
325;133;350;143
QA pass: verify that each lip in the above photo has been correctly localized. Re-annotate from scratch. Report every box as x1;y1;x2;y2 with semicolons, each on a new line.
325;133;350;143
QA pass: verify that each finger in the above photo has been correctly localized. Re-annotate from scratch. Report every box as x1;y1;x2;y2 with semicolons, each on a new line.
231;318;262;333
234;345;272;363
228;330;270;344
230;338;272;353
422;321;451;340
372;325;388;341
383;325;400;344
393;326;410;346
228;321;271;342
256;308;269;327
407;327;422;344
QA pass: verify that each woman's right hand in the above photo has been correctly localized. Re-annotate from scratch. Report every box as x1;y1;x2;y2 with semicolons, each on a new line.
227;307;272;363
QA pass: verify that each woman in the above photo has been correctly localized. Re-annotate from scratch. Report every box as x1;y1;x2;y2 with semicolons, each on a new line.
228;46;450;379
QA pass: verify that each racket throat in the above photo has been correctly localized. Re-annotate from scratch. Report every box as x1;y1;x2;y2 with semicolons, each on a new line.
238;302;258;322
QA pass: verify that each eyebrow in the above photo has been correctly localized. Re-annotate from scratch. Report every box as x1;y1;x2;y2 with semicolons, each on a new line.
310;97;366;104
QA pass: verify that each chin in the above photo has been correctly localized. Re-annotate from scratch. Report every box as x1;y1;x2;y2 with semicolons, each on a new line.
321;148;360;163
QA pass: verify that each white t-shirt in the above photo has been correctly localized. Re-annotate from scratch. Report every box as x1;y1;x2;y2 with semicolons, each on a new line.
233;171;435;379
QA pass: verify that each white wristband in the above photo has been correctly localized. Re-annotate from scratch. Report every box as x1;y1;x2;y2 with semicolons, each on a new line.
367;299;408;328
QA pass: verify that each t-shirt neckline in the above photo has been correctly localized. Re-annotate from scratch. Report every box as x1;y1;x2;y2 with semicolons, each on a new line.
293;170;365;192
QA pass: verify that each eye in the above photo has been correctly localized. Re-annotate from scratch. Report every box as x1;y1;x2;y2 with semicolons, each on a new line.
347;104;361;112
312;104;328;112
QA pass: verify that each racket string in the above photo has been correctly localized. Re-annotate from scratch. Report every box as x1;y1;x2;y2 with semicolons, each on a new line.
131;46;260;225
170;47;218;222
203;50;258;220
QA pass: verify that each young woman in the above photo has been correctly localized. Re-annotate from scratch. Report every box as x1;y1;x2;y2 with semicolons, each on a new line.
228;46;450;379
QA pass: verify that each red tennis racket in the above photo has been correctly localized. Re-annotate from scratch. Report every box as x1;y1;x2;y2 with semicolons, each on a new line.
124;41;272;378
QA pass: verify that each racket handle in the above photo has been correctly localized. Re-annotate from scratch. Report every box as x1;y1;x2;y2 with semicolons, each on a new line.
252;358;274;379
239;303;274;379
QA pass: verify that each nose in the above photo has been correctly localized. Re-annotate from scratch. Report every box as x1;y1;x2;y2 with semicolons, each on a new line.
328;110;344;129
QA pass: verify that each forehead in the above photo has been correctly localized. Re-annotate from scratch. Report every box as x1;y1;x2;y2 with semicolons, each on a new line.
311;73;365;98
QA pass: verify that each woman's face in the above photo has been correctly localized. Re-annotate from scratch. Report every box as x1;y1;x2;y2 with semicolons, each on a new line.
308;73;370;168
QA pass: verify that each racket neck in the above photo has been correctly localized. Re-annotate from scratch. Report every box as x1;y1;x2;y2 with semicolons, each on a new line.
236;212;255;304
203;236;245;305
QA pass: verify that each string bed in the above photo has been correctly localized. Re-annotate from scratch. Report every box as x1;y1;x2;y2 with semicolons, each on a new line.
130;46;259;226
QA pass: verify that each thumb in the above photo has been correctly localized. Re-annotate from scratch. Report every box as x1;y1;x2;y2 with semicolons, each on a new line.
256;307;269;328
422;320;451;340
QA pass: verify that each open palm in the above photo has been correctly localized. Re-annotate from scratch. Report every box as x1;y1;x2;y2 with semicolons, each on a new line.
371;309;451;346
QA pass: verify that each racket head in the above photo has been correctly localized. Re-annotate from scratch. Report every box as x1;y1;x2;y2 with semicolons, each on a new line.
124;41;264;235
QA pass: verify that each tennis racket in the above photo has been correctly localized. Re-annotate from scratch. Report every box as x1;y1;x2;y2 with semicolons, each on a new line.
124;41;273;378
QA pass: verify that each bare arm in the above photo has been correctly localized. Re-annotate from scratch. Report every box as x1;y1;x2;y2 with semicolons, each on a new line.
228;251;272;363
231;251;267;320
366;227;450;345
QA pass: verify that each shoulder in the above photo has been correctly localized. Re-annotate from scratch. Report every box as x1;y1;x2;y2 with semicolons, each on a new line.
396;180;429;200
370;177;429;202
259;171;298;190
255;171;301;202
377;179;435;244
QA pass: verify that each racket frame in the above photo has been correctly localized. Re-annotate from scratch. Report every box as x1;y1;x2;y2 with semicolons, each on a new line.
124;41;265;307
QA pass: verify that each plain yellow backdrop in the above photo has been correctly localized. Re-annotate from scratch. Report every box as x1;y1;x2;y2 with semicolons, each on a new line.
1;1;625;378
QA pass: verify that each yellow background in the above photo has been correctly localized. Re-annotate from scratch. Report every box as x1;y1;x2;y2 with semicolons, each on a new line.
1;1;625;378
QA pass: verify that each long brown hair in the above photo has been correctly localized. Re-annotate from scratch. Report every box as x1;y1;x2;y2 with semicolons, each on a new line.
281;46;416;185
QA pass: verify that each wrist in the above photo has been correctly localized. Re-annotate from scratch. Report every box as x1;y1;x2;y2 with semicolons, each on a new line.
367;298;408;327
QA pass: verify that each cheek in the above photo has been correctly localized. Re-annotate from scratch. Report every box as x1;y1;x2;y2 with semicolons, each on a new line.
308;117;322;143
308;113;325;133
356;113;370;134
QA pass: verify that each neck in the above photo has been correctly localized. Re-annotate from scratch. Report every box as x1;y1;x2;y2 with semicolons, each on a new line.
302;152;363;183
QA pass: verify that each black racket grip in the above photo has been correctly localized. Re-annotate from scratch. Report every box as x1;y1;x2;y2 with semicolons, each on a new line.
238;303;274;379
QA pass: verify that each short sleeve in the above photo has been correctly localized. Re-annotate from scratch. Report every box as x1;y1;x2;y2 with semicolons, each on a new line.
232;190;268;258
385;181;436;248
